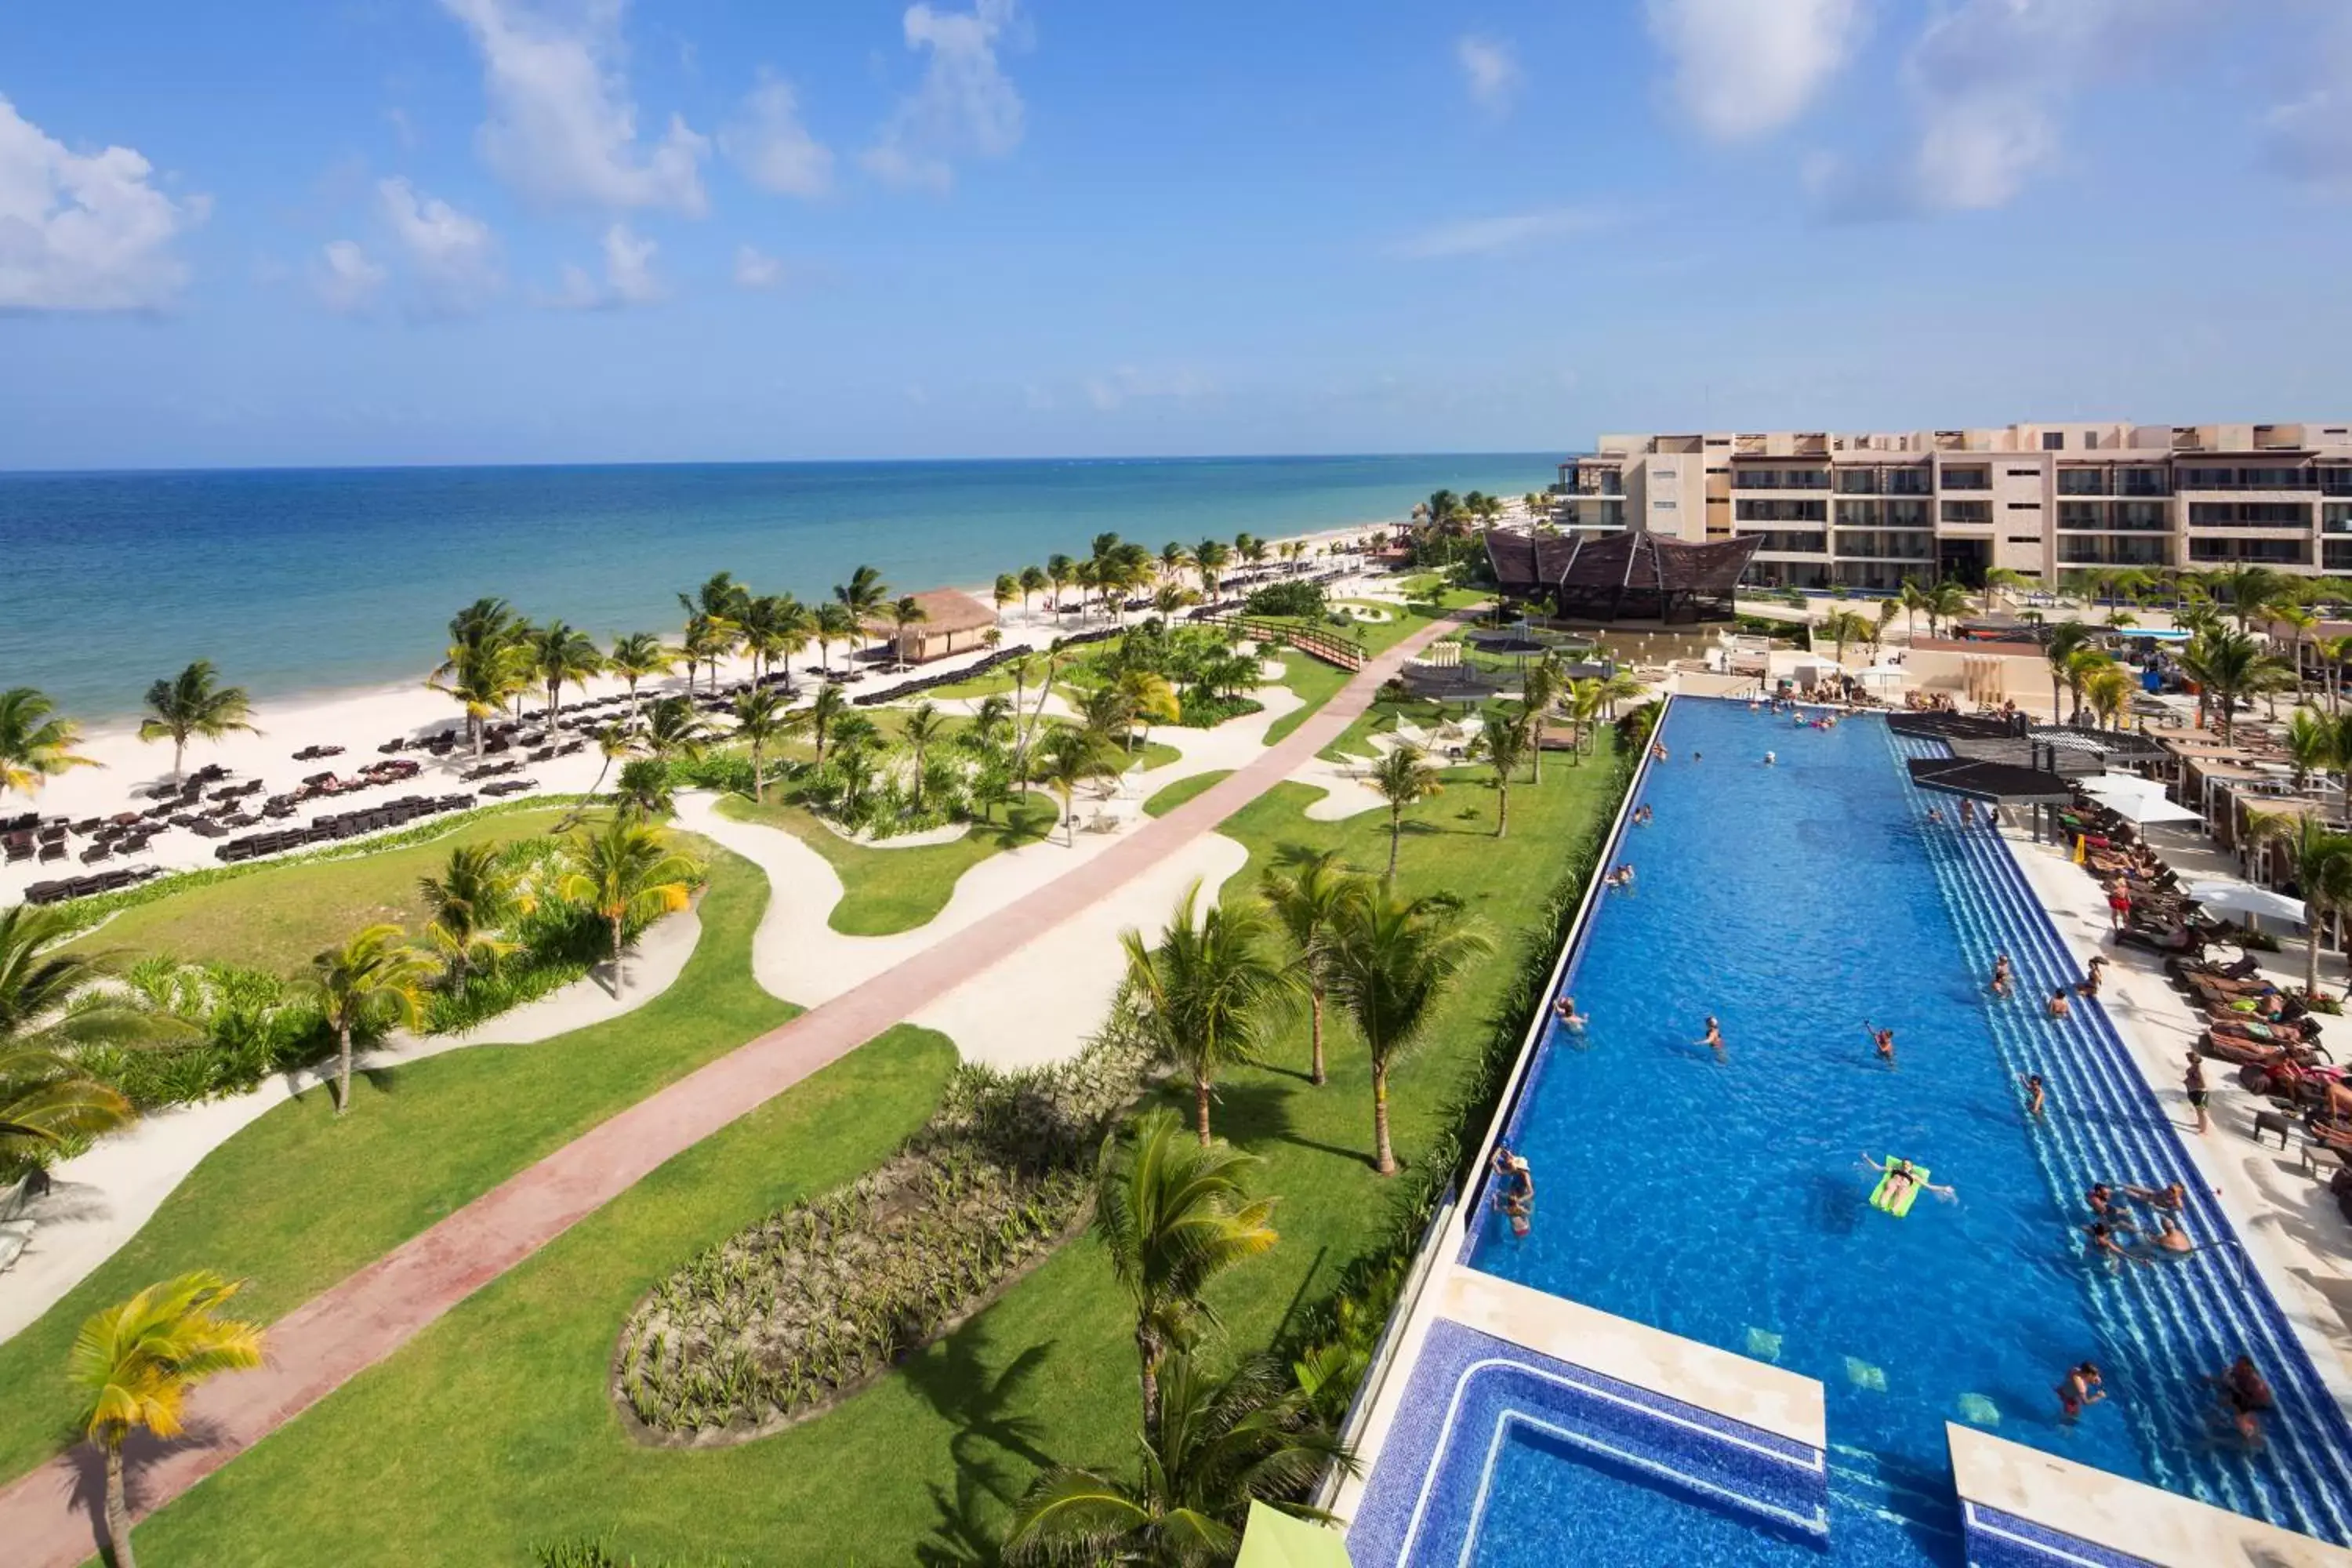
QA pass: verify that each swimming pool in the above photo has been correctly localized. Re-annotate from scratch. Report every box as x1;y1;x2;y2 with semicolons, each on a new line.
1468;698;2352;1563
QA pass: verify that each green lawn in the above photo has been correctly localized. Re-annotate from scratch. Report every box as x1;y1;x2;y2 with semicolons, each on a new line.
1142;769;1231;818
716;792;1058;935
115;732;1626;1566
67;808;574;975
0;852;793;1483
1317;691;1455;764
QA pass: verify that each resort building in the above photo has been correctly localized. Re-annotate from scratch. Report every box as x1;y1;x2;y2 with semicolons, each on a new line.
1552;421;2352;591
885;589;998;663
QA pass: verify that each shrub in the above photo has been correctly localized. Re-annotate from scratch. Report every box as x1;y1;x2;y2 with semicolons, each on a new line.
1244;579;1328;619
615;1016;1154;1439
1175;692;1264;728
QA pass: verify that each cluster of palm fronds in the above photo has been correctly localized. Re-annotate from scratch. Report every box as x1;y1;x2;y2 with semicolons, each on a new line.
616;1025;1152;1439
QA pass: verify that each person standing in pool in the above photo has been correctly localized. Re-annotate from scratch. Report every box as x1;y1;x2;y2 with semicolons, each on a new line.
1553;995;1588;1033
1871;1025;1896;1067
2020;1073;2046;1119
2055;1362;2107;1423
1702;1016;1726;1058
1991;953;2015;998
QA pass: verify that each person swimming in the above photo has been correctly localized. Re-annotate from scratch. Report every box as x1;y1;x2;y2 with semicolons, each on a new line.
2151;1214;2196;1257
2085;1183;2140;1232
2209;1356;2274;1450
1926;805;1945;825
1702;1015;1726;1058
2078;955;2108;999
1871;1025;1896;1066
1765;751;1777;766
2085;1221;2146;1271
2121;1181;2186;1214
2047;987;2072;1020
1552;995;1589;1032
1861;1152;1955;1207
1991;953;2014;998
2056;1361;2107;1423
2021;1073;2046;1119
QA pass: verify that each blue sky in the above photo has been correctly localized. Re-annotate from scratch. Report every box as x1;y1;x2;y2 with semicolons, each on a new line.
2;0;2350;469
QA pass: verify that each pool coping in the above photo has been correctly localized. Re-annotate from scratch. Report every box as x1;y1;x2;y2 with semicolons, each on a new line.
1950;1421;2352;1567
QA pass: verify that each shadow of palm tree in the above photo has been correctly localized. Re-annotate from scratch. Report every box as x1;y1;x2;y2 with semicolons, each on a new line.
64;1420;228;1567
898;1323;1061;1507
915;1470;1010;1568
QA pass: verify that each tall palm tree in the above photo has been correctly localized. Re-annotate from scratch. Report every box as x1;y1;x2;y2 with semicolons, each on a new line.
0;687;99;800
1193;539;1231;603
2211;564;2283;630
1519;656;1561;784
1036;725;1112;845
1922;580;1971;638
1897;578;1931;642
1159;541;1192;587
1120;670;1181;752
427;641;531;760
614;757;674;820
1018;564;1048;619
1120;881;1298;1145
1259;848;1363;1087
2275;602;2320;700
792;683;851;770
1089;1109;1278;1431
834;564;891;663
2285;709;2333;791
813;601;859;677
2252;810;2352;1000
70;1271;265;1568
1325;886;1493;1176
1044;553;1075;613
678;571;751;626
1;905;191;1165
604;633;676;718
993;573;1018;622
1816;611;1871;666
636;694;714;761
136;661;260;780
1471;705;1534;837
901;702;948;812
2323;634;2352;714
2082;663;2133;731
309;924;434;1115
526;622;603;728
1369;744;1442;880
681;613;737;695
2179;626;2285;743
729;687;787;803
416;842;529;992
887;594;931;670
557;815;701;978
2043;625;2094;719
2060;646;2114;727
1079;682;1139;756
1564;677;1606;762
1004;1351;1350;1567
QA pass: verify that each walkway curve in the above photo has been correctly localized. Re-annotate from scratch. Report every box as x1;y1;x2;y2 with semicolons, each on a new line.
0;613;1469;1568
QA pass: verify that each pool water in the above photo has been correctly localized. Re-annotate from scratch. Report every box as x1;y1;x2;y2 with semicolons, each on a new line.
1469;699;2352;1563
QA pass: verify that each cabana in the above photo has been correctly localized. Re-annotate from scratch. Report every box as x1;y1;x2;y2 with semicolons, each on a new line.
887;590;998;664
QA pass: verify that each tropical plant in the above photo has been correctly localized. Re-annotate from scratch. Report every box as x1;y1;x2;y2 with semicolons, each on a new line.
1325;885;1494;1175
993;573;1018;621
605;633;676;718
786;681;848;771
887;594;931;670
681;614;737;695
429;641;532;760
1120;883;1298;1145
557;816;701;977
526;621;604;728
308;924;433;1115
417;843;529;991
1470;704;1534;837
1897;579;1931;642
1019;564;1049;617
2;905;190;1166
739;593;812;691
2252;811;2352;1000
2276;602;2320;701
2179;626;2285;743
1090;1109;1279;1432
2286;709;2334;791
1121;670;1181;752
1193;539;1231;603
636;695;714;761
678;571;751;626
1003;1351;1350;1567
136;660;260;780
1369;744;1442;879
813;601;859;675
0;687;99;801
1922;579;1971;638
901;702;948;812
2082;663;2134;731
2060;646;2114;728
1035;725;1112;845
70;1271;265;1568
1518;655;1560;783
728;687;787;803
1259;848;1363;1087
1563;677;1605;761
614;757;674;820
2211;564;2283;630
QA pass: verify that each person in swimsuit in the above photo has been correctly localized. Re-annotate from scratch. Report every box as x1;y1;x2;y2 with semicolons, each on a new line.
1927;805;1945;825
2078;956;2108;999
2107;881;2132;933
1862;1153;1955;1207
2122;1181;2186;1214
1991;953;2014;998
2086;1222;2145;1271
2021;1073;2046;1119
1765;751;1777;766
2184;1051;2210;1135
1871;1026;1896;1067
1553;995;1588;1033
2055;1361;2107;1423
2151;1215;2196;1257
2209;1356;2274;1449
2085;1184;2140;1232
2047;987;2072;1020
1959;799;1975;826
1702;1016;1725;1058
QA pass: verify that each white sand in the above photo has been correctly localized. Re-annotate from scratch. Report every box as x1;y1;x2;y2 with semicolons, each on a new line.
0;902;702;1341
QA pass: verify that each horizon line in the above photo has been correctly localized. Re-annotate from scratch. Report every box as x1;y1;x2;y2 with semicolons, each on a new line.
0;448;1572;481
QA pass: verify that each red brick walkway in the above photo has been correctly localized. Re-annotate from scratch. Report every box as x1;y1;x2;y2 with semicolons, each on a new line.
0;612;1470;1567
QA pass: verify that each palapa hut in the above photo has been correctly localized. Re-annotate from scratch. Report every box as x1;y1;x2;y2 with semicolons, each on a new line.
887;589;998;664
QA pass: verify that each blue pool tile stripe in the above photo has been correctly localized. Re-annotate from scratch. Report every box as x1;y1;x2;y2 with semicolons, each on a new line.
1960;1502;2165;1568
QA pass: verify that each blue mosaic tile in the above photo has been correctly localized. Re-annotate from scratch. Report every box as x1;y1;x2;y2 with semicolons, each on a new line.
1959;1503;2162;1568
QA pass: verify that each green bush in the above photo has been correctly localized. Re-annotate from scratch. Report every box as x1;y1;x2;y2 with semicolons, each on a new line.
1243;579;1329;619
1176;692;1264;728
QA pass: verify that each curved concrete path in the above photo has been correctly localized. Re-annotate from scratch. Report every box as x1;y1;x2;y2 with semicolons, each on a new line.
0;907;702;1345
0;612;1468;1568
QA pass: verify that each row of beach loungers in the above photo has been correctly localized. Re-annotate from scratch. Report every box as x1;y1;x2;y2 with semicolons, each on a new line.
212;792;479;864
20;864;165;906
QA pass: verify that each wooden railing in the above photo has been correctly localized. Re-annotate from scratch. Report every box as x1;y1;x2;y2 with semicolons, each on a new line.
1195;611;1366;670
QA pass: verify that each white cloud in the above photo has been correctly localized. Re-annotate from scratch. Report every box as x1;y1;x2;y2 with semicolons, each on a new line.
732;243;783;289
2264;13;2352;195
378;176;501;316
723;75;833;198
1456;35;1522;116
1083;366;1210;412
314;239;388;315
862;0;1025;191
544;221;665;308
0;94;203;312
1644;0;1865;141
441;0;709;214
1392;206;1614;260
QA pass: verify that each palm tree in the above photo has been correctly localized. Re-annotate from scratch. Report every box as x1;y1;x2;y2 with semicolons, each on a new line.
1369;744;1442;880
1564;677;1605;761
1815;610;1871;666
1088;1109;1279;1430
2211;564;2283;630
833;564;891;661
1080;682;1139;756
993;574;1018;622
1152;583;1195;621
1922;580;1971;638
1036;725;1111;845
2041;622;2095;721
1120;670;1181;751
1471;705;1534;837
1325;885;1493;1176
2060;647;2114;728
1159;542;1191;586
557;815;701;978
740;594;812;693
887;594;931;670
526;622;603;728
681;614;736;695
1044;553;1075;613
1260;848;1363;1087
2286;709;2333;790
416;842;528;992
730;687;787;803
2082;663;2133;731
310;924;433;1115
2252;810;2352;1000
1519;656;1561;784
1897;578;1931;642
1193;539;1231;603
1018;564;1049;619
2324;634;2352;713
0;906;190;1166
136;661;260;780
1004;1351;1349;1566
614;757;673;820
70;1271;265;1568
0;687;99;800
678;571;750;626
636;694;714;761
605;633;676;718
2179;626;2285;743
793;683;851;770
813;601;859;676
1121;882;1298;1145
901;702;948;812
2275;602;2320;700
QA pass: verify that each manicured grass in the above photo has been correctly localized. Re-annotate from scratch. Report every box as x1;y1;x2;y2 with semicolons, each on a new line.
1263;652;1355;746
116;734;1626;1566
67;808;574;976
717;792;1058;935
1317;691;1454;764
1132;739;1181;771
1143;769;1231;818
0;853;792;1483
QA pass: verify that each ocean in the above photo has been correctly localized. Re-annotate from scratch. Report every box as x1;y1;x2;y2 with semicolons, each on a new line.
0;454;1556;720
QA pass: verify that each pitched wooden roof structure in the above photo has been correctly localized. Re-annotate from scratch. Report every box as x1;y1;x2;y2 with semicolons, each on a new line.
1483;527;1759;624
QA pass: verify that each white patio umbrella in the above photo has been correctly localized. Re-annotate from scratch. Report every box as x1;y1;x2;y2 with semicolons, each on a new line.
2080;772;2171;801
2188;879;2307;926
2101;793;2203;827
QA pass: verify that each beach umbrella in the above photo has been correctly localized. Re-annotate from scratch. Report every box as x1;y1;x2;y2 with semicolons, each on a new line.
1236;1503;1356;1568
2080;772;2171;801
2189;879;2307;926
2101;793;2202;827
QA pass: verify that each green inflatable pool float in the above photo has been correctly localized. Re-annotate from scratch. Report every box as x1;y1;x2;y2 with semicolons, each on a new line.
1870;1161;1930;1218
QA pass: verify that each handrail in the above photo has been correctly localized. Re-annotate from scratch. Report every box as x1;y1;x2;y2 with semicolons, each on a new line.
1196;611;1366;670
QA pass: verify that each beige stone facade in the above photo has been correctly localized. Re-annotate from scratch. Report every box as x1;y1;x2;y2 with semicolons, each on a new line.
1553;421;2352;591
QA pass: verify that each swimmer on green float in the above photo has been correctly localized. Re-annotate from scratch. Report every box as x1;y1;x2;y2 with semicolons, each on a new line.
1862;1152;1956;1217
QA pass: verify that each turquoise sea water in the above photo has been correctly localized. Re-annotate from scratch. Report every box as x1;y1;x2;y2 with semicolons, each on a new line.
0;454;1555;718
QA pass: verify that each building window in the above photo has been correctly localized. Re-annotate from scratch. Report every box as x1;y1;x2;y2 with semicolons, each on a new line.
1941;499;1992;524
2322;503;2352;534
2057;469;2108;496
1941;466;1991;491
1736;499;1828;523
1886;469;1932;496
1836;470;1878;495
2042;432;2065;451
2188;502;2311;528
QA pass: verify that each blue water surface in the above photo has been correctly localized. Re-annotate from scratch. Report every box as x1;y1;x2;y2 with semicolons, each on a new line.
1470;699;2352;1564
0;453;1555;717
1468;1429;1825;1568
